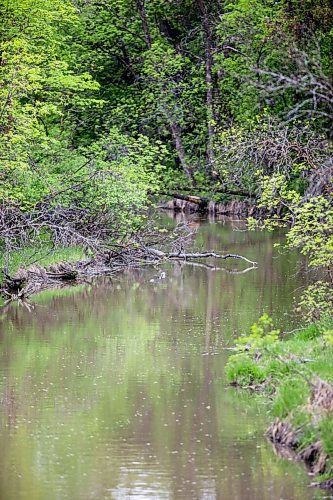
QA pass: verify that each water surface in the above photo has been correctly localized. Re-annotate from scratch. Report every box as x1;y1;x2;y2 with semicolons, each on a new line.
0;217;324;499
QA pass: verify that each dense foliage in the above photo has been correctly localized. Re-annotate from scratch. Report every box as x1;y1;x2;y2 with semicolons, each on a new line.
0;0;332;300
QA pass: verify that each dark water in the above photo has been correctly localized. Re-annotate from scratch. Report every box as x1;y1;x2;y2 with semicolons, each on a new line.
0;217;324;499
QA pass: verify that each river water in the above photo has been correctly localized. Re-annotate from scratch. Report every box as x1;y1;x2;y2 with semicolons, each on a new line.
0;216;325;499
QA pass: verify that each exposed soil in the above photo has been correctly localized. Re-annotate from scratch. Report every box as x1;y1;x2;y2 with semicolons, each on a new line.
266;378;333;491
159;198;258;216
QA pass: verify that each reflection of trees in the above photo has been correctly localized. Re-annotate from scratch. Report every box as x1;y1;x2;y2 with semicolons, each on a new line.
0;223;315;499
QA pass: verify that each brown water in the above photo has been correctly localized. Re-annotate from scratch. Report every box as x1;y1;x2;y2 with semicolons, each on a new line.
0;217;325;499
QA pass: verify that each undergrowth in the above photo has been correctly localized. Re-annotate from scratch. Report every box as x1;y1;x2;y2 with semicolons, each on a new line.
225;314;333;484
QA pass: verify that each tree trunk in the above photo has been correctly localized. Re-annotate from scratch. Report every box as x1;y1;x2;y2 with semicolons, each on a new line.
135;0;152;49
197;0;216;177
170;122;194;182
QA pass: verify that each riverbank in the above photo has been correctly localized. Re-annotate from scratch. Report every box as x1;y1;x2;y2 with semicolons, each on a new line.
158;195;261;217
0;235;257;301
225;317;333;491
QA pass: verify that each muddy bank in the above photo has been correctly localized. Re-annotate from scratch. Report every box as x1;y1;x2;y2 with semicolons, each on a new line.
231;377;333;490
267;415;332;491
159;197;260;216
1;261;104;301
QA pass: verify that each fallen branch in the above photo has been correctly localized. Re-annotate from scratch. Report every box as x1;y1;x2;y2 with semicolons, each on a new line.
1;216;257;301
178;260;258;274
148;248;257;266
163;193;207;205
158;192;209;211
156;190;253;213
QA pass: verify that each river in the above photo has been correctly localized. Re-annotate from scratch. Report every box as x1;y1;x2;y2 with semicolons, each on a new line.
0;215;325;499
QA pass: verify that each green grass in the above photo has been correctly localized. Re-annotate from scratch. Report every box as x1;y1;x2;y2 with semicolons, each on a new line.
320;417;333;456
225;354;268;386
225;319;333;480
271;377;310;419
0;245;86;279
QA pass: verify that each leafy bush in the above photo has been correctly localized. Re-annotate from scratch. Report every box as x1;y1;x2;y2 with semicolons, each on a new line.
297;282;333;323
235;313;280;352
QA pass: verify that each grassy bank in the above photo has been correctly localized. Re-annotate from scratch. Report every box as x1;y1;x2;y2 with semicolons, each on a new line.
0;245;86;279
225;315;333;489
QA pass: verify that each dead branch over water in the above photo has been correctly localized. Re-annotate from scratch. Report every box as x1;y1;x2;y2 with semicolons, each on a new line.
147;248;257;265
0;180;259;306
1;246;257;301
0;206;257;301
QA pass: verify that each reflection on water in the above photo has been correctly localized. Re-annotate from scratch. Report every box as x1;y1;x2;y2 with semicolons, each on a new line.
0;217;324;499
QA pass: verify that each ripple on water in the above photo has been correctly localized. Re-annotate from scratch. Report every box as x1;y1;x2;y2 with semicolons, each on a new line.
0;219;326;500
